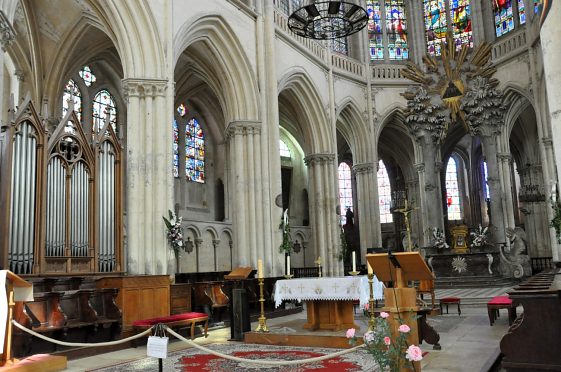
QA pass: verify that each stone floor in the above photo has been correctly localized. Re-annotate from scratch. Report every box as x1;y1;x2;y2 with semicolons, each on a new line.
64;300;513;372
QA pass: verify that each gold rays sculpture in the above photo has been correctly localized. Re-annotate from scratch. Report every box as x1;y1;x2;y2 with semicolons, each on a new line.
402;32;497;134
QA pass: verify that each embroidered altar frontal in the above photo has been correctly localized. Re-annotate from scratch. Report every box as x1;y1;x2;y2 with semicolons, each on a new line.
274;276;383;308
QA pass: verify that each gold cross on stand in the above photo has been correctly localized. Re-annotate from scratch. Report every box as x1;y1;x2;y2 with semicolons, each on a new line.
394;198;418;252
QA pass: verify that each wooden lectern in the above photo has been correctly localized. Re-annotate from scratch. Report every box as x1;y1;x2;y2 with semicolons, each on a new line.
366;252;433;371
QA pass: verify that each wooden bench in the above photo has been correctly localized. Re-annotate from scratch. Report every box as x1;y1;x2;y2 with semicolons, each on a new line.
439;297;461;315
487;295;516;326
132;312;209;340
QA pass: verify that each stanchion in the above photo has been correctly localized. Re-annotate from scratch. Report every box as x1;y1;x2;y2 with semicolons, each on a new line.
255;278;269;332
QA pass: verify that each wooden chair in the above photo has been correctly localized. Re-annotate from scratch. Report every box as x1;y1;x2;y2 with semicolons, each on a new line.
417;278;436;309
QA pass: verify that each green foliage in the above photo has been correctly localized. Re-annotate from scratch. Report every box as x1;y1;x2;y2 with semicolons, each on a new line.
163;210;184;258
279;211;293;254
339;226;348;261
550;199;561;244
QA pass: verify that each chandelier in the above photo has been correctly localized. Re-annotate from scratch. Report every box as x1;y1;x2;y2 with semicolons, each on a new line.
288;1;368;40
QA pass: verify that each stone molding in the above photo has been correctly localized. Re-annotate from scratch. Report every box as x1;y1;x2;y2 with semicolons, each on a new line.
304;153;336;166
121;78;169;101
497;153;512;161
352;162;375;174
414;162;425;172
0;11;16;51
224;120;262;140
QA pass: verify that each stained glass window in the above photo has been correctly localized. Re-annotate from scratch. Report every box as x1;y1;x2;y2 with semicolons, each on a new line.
494;0;514;36
62;79;82;123
291;0;302;10
483;161;490;200
277;0;289;15
518;0;526;24
377;160;393;223
445;157;462;220
93;90;117;133
424;0;472;56
279;140;291;158
186;118;205;183
173;119;179;178
79;66;96;87
367;1;408;61
338;162;353;225
177;103;187;117
385;0;408;60
330;37;349;55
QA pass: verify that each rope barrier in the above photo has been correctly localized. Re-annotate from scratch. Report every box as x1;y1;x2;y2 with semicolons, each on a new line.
165;327;365;366
11;320;152;347
12;320;366;366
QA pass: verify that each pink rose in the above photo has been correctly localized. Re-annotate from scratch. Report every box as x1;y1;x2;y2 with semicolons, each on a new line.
364;303;369;310
398;324;411;333
383;336;391;346
380;311;390;318
346;328;356;339
363;332;375;343
406;345;423;362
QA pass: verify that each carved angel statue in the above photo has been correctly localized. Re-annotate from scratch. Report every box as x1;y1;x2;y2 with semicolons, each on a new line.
431;227;449;250
470;224;489;248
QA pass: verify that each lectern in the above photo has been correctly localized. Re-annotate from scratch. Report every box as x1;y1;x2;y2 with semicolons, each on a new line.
366;252;433;371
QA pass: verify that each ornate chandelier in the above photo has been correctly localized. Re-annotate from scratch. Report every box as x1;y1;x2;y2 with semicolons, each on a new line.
288;1;368;40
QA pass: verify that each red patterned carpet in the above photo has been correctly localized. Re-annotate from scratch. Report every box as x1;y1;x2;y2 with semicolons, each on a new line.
89;343;378;371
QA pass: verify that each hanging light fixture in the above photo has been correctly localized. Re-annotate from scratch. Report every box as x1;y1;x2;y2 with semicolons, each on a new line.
288;1;368;40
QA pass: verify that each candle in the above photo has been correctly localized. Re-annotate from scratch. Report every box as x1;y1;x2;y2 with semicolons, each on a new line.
352;251;356;272
367;261;373;275
286;256;291;275
257;259;263;279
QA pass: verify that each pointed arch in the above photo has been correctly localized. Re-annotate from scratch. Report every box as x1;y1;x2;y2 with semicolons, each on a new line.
278;68;331;154
336;97;370;163
173;14;260;122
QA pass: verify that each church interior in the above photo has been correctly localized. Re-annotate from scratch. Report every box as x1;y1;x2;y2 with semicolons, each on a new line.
1;0;560;371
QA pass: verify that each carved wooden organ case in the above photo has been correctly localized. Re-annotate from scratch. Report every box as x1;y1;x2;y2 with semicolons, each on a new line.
0;99;123;275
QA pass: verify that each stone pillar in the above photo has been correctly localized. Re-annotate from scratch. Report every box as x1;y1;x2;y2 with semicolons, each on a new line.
406;177;421;249
305;154;342;277
353;162;381;261
225;121;264;270
122;78;173;274
481;134;507;244
540;0;561;262
497;152;516;229
415;134;444;245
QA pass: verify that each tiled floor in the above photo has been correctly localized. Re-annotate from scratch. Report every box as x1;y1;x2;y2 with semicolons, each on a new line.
65;300;511;372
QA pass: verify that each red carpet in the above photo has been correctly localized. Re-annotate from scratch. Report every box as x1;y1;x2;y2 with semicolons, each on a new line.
89;343;378;371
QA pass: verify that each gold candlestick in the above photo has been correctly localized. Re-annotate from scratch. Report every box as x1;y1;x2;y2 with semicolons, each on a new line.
394;199;417;252
348;271;360;276
367;273;376;332
315;257;322;277
255;278;269;332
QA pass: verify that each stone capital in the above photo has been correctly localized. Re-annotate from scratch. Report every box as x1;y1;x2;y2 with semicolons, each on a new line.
225;120;262;140
0;11;15;51
541;137;553;148
304;153;336;166
414;162;425;173
497;152;512;161
121;78;169;101
352;162;375;174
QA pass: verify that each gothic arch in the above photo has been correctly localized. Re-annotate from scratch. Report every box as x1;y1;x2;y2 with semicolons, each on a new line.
336;98;370;163
173;14;260;122
278;68;331;155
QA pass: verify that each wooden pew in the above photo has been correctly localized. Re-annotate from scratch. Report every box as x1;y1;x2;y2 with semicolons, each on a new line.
90;288;122;341
58;289;99;343
500;269;561;371
192;281;229;322
21;292;67;354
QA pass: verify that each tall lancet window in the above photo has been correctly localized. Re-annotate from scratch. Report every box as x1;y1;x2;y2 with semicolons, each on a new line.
186;118;205;183
62;79;82;123
93;90;117;133
446;157;462;220
483;161;490;200
493;0;526;37
377;160;393;223
279;140;291;158
424;0;472;56
338;162;353;225
367;1;409;61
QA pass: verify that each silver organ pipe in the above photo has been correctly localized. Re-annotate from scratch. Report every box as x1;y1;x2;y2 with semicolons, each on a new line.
8;122;37;274
98;141;116;272
70;162;89;257
46;157;66;257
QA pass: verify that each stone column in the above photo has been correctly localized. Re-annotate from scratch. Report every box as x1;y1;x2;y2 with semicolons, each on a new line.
225;121;264;269
415;134;444;245
353;162;381;260
540;1;561;262
305;153;342;277
406;177;421;249
497;152;516;229
481;134;507;244
122;78;173;274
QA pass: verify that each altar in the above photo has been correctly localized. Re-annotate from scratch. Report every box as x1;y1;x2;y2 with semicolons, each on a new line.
274;276;383;331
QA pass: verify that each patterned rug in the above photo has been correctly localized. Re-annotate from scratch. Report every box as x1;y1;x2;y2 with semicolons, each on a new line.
88;343;379;371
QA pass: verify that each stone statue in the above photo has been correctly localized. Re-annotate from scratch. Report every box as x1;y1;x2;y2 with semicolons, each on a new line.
500;227;531;278
345;207;354;227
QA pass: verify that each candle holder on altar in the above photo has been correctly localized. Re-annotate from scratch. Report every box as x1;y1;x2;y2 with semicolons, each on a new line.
315;257;322;277
284;274;294;279
348;271;360;276
255;278;269;332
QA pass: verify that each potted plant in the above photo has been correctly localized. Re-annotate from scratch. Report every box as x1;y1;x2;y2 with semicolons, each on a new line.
431;227;449;253
470;224;489;252
163;210;184;273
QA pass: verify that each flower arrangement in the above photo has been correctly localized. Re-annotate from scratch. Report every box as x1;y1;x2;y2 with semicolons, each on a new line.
550;197;561;243
470;224;489;248
347;311;423;372
431;227;449;250
279;209;293;254
163;210;184;258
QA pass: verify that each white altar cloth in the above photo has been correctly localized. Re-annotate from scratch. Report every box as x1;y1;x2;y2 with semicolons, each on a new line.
274;276;384;308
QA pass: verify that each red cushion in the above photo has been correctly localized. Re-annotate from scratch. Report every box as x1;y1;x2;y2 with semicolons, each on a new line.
488;296;512;305
440;297;460;303
132;312;208;327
